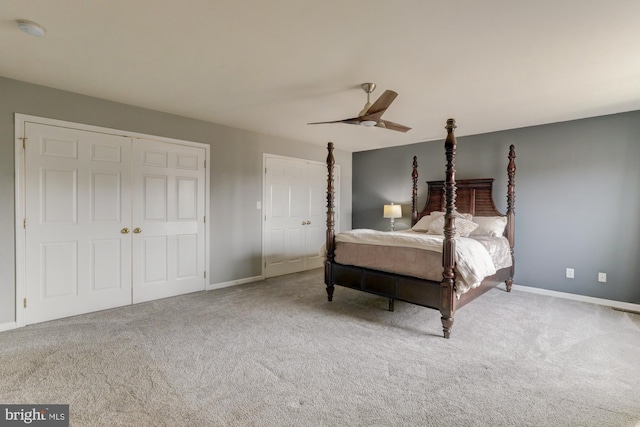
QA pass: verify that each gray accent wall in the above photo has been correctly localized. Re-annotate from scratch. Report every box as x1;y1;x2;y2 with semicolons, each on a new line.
0;77;352;325
353;112;640;304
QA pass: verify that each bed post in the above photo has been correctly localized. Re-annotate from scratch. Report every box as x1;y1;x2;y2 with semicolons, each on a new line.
411;156;419;225
505;144;516;292
325;142;336;301
440;118;457;339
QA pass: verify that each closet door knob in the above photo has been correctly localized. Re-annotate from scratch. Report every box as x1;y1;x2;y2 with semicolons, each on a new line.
133;228;142;234
121;228;130;234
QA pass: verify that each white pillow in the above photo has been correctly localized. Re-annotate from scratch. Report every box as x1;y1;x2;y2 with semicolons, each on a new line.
428;214;478;237
470;216;508;237
430;210;445;219
426;211;471;233
431;211;472;221
412;211;446;232
411;215;433;232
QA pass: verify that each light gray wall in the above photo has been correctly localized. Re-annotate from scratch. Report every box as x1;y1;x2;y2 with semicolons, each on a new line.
0;77;352;324
353;112;640;304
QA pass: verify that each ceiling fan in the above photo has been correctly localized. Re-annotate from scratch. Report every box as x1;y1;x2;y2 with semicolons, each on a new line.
308;83;411;133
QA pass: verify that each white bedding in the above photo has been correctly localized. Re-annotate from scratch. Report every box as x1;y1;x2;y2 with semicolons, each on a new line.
335;229;511;296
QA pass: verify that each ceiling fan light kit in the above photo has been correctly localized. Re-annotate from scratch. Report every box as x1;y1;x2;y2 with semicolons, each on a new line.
17;19;46;37
308;82;411;133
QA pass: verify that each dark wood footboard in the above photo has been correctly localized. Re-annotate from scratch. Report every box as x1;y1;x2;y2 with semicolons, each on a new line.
330;262;512;314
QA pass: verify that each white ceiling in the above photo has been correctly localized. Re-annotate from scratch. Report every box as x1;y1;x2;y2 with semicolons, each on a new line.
2;1;639;152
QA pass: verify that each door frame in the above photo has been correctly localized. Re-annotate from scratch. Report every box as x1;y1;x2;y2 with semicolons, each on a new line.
14;114;210;328
261;153;340;277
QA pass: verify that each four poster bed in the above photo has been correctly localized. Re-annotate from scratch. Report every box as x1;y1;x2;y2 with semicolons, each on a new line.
324;118;516;338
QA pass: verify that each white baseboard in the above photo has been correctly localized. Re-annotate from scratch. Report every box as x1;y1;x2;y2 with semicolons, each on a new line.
511;284;640;313
0;321;18;332
207;275;264;291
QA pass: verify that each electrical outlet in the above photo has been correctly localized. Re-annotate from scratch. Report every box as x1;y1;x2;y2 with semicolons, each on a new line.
566;268;574;279
598;272;607;283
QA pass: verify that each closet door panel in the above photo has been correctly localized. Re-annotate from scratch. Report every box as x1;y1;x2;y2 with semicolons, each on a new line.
264;157;307;277
132;139;206;303
24;123;132;325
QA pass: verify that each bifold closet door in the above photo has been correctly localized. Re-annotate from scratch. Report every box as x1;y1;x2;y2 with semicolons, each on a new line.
131;139;206;303
264;157;326;277
303;162;326;270
23;124;207;324
24;123;133;324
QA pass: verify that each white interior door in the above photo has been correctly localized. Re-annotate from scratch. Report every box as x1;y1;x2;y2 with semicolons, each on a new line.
131;139;206;303
303;162;327;270
22;120;208;325
264;157;307;277
264;157;337;278
24;123;132;324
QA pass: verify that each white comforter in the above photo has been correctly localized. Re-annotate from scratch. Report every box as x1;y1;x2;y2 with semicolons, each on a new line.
335;229;500;295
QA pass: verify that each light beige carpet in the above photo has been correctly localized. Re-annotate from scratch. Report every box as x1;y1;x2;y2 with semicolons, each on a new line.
1;269;639;426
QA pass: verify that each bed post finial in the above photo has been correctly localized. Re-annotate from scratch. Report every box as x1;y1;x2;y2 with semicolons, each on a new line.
506;144;516;292
325;142;336;301
411;156;418;225
440;118;457;339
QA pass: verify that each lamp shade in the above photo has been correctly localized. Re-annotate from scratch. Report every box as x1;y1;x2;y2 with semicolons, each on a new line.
383;203;402;219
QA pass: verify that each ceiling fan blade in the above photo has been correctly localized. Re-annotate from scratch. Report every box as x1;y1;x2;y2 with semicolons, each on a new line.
363;90;398;118
308;87;408;131
377;119;411;133
308;117;361;126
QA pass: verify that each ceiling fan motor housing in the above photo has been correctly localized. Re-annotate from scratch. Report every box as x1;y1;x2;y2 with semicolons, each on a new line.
361;83;376;94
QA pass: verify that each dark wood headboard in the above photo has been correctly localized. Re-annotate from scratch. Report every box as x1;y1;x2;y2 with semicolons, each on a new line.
409;143;516;250
418;178;503;219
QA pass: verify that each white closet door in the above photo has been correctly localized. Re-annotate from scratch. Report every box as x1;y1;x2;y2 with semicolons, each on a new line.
24;123;132;324
303;162;327;270
264;157;307;277
264;157;334;277
131;139;206;303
